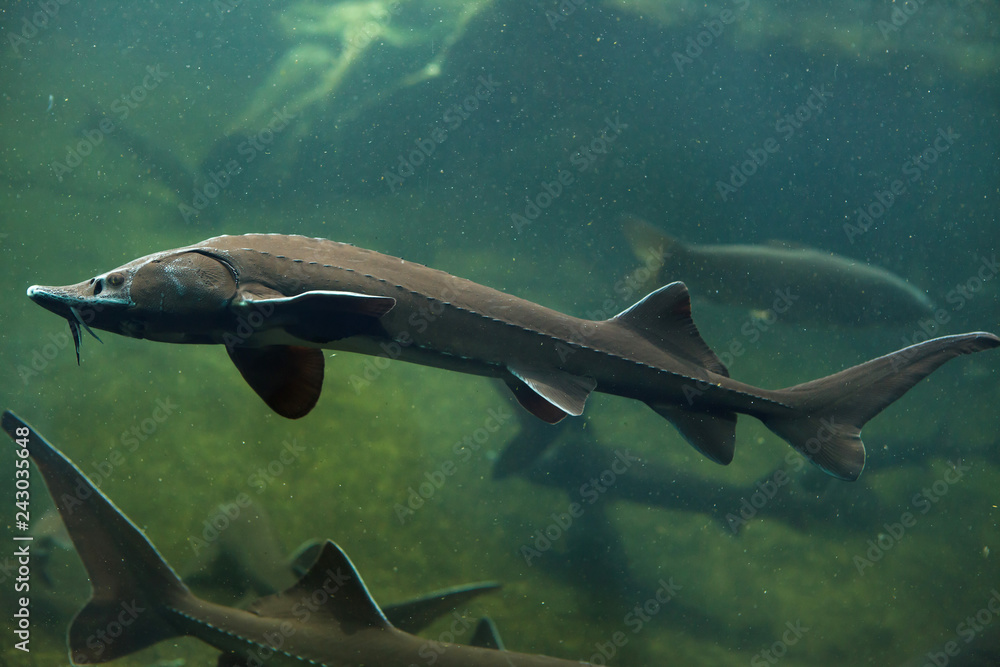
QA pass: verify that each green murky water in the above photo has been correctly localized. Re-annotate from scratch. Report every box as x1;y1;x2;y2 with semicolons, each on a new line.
1;1;999;665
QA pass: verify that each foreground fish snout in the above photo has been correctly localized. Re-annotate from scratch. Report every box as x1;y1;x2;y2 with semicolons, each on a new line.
27;284;73;315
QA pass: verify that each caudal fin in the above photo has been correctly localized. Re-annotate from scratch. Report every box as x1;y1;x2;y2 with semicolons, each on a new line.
762;333;999;480
1;411;189;664
620;214;683;267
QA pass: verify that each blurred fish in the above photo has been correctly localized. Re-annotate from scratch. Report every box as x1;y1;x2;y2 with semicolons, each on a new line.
2;411;594;667
622;215;936;326
499;410;883;535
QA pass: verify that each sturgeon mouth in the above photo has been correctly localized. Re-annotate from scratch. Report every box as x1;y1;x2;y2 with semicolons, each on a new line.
27;285;107;364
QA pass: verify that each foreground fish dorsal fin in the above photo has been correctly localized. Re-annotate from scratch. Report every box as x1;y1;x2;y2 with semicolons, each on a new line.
612;282;729;377
288;538;326;578
227;345;325;419
506;365;596;422
469;617;505;650
246;540;391;632
238;287;396;344
384;582;501;634
648;404;737;465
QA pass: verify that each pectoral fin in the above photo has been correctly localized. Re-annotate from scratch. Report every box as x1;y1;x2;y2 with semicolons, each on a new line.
227;345;325;419
237;287;396;344
505;365;596;423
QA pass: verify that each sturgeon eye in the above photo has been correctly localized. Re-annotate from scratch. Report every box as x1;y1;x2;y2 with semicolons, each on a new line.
108;272;125;287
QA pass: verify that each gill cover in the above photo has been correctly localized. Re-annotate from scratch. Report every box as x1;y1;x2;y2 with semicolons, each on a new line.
130;251;239;314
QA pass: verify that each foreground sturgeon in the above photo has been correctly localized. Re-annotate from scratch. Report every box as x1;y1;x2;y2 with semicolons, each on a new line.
1;411;590;666
26;234;999;480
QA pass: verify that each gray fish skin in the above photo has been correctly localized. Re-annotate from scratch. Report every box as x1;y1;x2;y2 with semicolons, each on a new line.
25;234;999;480
1;411;590;667
622;215;936;326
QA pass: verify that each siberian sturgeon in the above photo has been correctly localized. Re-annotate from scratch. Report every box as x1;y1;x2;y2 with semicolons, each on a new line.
25;234;999;480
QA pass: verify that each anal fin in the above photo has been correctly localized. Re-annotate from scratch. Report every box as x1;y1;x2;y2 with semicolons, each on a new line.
649;404;737;465
227;345;325;419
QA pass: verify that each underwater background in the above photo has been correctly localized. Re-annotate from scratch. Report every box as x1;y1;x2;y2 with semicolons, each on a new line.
1;0;999;665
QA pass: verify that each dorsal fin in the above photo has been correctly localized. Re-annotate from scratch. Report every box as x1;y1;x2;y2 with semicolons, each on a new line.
246;540;391;631
384;582;501;634
469;617;505;650
610;282;729;377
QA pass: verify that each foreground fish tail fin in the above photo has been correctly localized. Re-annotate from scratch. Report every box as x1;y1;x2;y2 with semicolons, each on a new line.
763;333;1000;480
1;411;188;664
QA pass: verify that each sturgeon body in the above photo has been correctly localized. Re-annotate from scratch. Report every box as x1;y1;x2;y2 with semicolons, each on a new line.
26;234;999;480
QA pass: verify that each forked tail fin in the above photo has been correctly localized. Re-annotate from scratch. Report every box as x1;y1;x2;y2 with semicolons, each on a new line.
762;332;999;481
2;411;189;664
